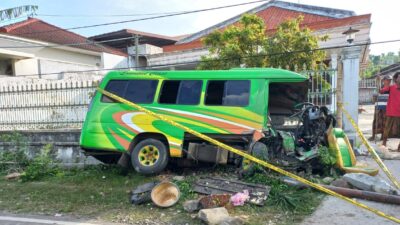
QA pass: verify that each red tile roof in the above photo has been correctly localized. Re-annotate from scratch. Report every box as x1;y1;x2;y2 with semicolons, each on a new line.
256;6;332;29
0;18;127;56
163;7;371;53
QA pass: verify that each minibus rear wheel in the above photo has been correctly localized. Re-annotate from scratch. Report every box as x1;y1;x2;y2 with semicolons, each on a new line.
131;138;169;175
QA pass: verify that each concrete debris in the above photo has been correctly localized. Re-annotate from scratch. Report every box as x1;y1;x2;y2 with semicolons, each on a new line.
130;181;159;205
5;172;21;180
373;143;400;160
172;176;185;181
183;200;201;213
343;173;398;195
354;146;369;156
198;207;230;225
219;216;244;225
199;194;231;209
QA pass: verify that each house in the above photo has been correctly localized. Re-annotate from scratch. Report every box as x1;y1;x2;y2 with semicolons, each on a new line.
91;0;371;72
90;29;185;69
0;18;128;79
375;63;400;78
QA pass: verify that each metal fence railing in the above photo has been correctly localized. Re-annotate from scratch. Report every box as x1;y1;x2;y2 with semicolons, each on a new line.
359;79;377;104
0;80;98;130
359;79;377;88
302;69;337;112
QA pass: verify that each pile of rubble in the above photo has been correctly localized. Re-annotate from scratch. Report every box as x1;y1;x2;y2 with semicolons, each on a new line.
130;177;271;225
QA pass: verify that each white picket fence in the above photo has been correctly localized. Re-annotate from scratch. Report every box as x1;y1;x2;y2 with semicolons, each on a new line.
0;79;99;130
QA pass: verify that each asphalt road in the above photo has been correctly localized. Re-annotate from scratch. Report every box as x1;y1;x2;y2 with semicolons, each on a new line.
0;212;121;225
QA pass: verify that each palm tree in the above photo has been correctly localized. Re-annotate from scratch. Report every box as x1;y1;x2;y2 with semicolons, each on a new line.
0;5;38;21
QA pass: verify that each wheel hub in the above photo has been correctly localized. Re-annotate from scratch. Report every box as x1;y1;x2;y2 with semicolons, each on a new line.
138;145;160;166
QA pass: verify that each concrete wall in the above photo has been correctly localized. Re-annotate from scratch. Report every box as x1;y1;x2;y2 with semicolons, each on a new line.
101;52;128;70
0;130;100;166
13;58;39;76
36;47;101;68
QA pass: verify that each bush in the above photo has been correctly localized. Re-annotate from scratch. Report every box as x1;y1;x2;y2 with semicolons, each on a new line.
21;144;62;182
0;132;30;173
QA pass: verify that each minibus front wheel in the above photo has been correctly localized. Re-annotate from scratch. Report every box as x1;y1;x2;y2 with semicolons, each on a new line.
131;138;169;175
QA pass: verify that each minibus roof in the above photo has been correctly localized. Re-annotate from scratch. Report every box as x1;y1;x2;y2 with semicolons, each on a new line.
103;68;307;82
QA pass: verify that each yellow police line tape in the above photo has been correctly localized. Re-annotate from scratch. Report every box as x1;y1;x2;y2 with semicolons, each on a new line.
97;88;400;224
338;103;400;189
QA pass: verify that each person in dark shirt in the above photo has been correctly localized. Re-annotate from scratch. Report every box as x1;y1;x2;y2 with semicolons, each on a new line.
371;75;391;140
380;72;400;150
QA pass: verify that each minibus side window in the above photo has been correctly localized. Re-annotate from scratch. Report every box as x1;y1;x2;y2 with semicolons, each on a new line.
101;80;128;103
159;80;202;105
101;80;158;103
205;80;250;106
125;80;158;103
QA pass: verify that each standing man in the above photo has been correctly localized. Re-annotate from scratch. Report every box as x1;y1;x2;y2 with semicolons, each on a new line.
380;72;400;151
371;75;391;140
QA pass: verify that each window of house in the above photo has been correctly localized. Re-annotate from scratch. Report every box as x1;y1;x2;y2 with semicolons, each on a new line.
205;80;250;106
101;80;158;103
159;80;202;105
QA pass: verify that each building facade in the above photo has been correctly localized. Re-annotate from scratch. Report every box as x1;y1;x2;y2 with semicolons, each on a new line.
0;18;128;79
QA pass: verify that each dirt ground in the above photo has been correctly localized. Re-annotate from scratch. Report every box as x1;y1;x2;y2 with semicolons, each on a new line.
300;104;400;225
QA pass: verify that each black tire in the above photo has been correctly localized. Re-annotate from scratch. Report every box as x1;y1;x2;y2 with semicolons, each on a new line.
131;138;169;175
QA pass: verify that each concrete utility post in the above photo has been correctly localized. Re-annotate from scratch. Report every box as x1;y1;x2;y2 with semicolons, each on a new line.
341;46;362;143
135;34;139;69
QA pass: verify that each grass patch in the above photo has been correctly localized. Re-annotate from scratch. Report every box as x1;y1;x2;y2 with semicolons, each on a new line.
0;165;323;225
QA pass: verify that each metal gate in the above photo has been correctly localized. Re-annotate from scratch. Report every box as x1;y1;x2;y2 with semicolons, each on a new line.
302;69;337;112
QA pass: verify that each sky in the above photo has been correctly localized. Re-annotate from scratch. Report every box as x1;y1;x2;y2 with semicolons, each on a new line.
0;0;399;55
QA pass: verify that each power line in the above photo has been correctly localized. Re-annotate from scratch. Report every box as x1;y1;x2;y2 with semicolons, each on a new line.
0;36;135;49
11;39;400;78
36;8;210;18
17;0;269;36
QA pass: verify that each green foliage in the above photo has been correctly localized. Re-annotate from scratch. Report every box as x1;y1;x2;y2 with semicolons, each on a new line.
21;144;61;182
176;179;196;200
318;145;337;166
363;52;400;78
198;14;267;70
0;132;30;173
265;16;328;71
245;173;321;212
198;14;328;71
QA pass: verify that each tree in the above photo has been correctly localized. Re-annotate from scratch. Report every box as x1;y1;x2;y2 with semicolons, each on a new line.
198;14;328;71
264;16;327;71
197;14;267;70
0;5;38;21
363;52;400;78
